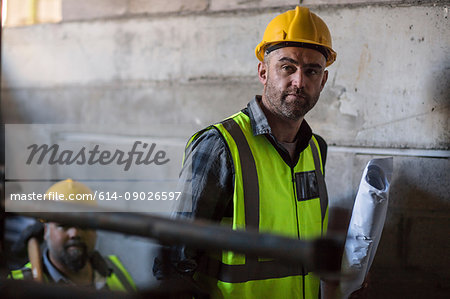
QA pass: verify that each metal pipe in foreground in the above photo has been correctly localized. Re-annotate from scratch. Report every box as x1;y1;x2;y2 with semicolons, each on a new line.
8;203;342;273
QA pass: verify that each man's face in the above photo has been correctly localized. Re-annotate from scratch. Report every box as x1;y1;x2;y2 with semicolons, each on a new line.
258;46;328;121
45;223;96;272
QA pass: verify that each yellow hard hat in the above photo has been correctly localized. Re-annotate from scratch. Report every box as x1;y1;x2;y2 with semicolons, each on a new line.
45;179;96;205
255;6;337;66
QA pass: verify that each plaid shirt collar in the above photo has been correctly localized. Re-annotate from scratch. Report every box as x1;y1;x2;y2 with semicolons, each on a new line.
247;96;272;136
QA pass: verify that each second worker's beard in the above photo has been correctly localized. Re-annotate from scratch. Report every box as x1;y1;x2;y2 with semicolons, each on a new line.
60;240;90;272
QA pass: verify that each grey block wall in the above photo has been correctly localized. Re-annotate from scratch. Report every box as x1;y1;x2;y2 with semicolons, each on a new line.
2;0;449;296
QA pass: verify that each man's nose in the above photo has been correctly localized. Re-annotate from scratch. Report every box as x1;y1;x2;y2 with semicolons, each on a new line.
291;70;304;88
66;227;82;238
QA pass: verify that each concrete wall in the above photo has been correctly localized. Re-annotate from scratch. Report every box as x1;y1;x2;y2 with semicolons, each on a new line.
2;0;449;297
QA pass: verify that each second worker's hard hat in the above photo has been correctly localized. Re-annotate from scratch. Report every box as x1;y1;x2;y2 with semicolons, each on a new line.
255;6;337;66
45;178;96;206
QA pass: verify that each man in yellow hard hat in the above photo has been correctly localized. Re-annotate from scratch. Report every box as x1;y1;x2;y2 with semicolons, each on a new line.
155;6;350;298
9;179;136;292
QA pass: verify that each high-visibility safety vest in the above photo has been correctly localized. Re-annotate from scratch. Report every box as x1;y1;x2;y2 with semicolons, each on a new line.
189;112;329;299
9;255;136;292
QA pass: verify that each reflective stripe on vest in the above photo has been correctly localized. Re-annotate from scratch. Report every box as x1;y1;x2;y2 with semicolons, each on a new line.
9;262;49;283
309;138;329;234
193;114;328;298
9;267;32;280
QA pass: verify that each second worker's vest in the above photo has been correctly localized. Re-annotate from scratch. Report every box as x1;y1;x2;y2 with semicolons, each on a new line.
9;255;136;292
188;111;329;299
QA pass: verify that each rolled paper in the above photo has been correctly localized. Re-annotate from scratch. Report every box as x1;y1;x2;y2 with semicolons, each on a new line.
340;157;393;298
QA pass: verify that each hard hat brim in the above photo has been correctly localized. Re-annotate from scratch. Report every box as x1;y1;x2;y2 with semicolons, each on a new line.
255;39;337;67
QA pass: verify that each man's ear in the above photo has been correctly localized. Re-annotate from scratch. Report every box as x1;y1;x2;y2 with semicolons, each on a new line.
258;61;268;85
320;69;328;91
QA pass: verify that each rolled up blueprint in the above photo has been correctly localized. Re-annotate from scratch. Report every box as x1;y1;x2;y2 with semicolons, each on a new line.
340;157;393;298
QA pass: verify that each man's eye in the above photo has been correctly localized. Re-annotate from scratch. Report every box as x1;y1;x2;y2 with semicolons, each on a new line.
305;69;320;76
281;65;295;72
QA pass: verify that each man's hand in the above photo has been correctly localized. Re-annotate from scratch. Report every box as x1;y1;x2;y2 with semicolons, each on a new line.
12;221;44;253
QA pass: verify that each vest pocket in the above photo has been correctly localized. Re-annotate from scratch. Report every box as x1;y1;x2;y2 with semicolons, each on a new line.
295;171;319;201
